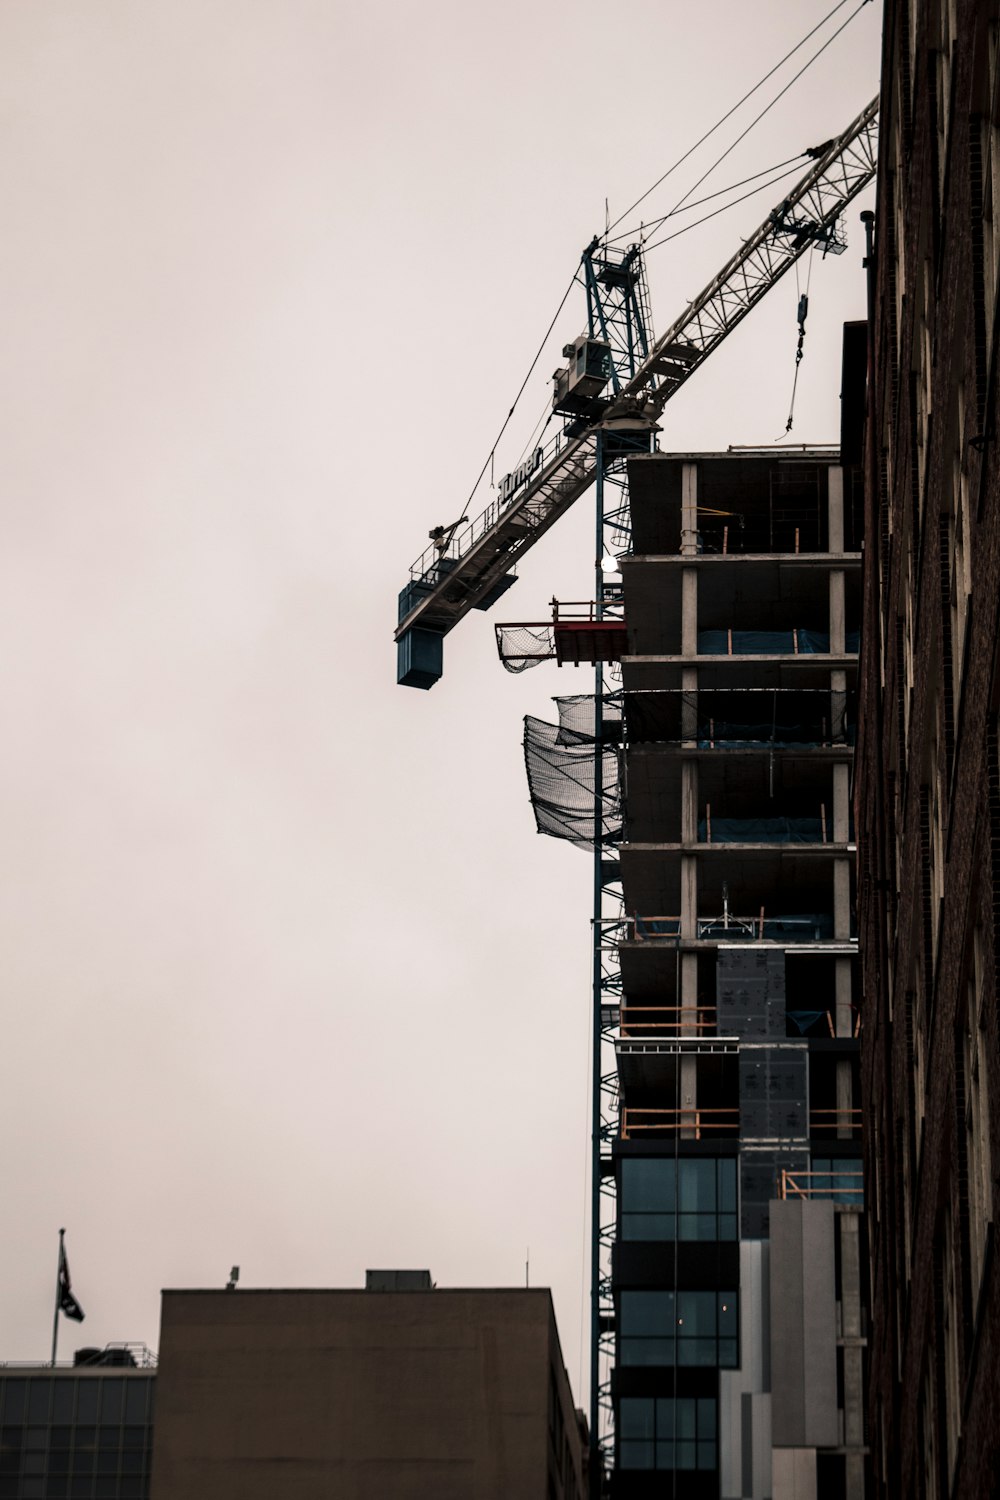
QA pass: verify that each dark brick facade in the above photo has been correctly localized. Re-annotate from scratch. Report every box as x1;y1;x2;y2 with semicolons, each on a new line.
858;1;1000;1494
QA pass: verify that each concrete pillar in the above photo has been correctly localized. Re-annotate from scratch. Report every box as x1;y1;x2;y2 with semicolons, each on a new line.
829;570;845;653
836;1061;854;1140
681;760;698;843
680;852;698;940
681;462;698;556
832;763;850;843
681;951;699;1029
834;957;853;1039
682;567;698;656
830;668;848;746
681;666;698;742
680;1052;698;1139
833;859;851;941
827;465;844;553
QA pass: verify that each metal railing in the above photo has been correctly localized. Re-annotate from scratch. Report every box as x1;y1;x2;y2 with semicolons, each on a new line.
621;1106;740;1139
809;1108;862;1137
619;1004;716;1034
780;1169;864;1201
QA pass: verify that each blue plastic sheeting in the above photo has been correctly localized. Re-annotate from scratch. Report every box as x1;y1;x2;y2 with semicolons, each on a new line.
786;1010;830;1035
696;629;860;655
698;817;824;844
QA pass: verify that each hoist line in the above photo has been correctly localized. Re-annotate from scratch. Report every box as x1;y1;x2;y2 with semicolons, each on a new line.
460;268;580;517
641;161;807;254
604;0;858;236
602;153;809;249
659;0;874;230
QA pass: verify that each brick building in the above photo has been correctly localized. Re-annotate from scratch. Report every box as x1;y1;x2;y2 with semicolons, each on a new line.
857;1;1000;1494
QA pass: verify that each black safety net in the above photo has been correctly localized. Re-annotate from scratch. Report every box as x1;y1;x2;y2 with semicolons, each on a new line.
553;693;623;746
524;709;622;848
496;624;555;672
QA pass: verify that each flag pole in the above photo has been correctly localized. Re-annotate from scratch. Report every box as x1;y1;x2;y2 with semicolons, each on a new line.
51;1228;65;1367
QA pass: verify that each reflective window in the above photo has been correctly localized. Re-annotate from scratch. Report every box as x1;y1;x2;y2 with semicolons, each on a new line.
619;1290;738;1367
619;1396;717;1471
620;1157;737;1239
811;1157;864;1205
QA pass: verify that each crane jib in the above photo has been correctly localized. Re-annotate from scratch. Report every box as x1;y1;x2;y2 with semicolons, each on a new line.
396;94;878;687
499;447;545;503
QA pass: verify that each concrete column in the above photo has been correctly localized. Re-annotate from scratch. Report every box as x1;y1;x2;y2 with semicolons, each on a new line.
833;859;851;941
827;465;844;553
681;760;698;843
681;951;699;1032
832;763;850;844
834;957;853;1039
836;1061;854;1140
829;570;845;654
680;1051;698;1139
682;567;699;656
830;668;848;747
681;462;699;556
681;666;698;742
680;852;698;940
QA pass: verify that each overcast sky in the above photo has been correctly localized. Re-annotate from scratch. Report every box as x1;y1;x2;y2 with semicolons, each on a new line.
0;0;881;1398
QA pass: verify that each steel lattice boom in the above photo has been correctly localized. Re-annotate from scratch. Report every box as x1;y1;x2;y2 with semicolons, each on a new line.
395;96;878;682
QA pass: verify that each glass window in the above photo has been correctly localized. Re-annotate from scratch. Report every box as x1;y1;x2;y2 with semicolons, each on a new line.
621;1158;738;1240
619;1291;738;1367
619;1397;717;1471
811;1157;863;1205
1;1383;26;1425
75;1385;98;1425
51;1386;75;1424
123;1384;148;1426
27;1385;51;1424
98;1384;123;1426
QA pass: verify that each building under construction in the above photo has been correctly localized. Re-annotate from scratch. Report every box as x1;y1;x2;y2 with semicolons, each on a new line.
395;91;879;1500
510;448;867;1499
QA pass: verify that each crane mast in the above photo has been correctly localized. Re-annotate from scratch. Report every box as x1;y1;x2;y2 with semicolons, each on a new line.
395;94;877;688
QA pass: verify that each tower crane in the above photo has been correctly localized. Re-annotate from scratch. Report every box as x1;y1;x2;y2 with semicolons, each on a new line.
396;95;878;688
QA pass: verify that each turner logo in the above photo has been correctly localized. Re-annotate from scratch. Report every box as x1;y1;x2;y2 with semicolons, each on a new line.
499;448;544;503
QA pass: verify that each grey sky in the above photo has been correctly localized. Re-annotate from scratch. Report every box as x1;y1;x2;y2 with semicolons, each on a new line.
0;0;881;1399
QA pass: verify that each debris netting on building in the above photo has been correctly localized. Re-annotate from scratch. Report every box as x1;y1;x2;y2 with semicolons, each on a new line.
496;624;555;672
553;694;623;746
523;711;622;848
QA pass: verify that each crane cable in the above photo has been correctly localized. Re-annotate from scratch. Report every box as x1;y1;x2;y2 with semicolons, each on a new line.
602;154;810;249
781;247;816;435
647;0;874;243
605;0;865;239
461;268;580;516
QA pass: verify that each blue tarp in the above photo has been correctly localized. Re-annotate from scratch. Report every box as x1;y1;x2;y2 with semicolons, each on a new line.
697;629;860;655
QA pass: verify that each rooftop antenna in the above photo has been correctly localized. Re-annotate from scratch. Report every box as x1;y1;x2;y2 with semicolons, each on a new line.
525;1247;530;1288
226;1266;239;1291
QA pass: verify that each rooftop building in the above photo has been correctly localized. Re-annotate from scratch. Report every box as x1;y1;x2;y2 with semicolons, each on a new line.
147;1278;587;1500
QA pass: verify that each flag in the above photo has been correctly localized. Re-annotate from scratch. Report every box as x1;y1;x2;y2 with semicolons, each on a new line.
58;1238;85;1323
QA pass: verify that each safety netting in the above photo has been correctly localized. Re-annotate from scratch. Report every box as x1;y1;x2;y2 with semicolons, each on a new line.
553;693;623;746
696;629;860;655
496;624;555;673
524;703;622;848
624;688;853;746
